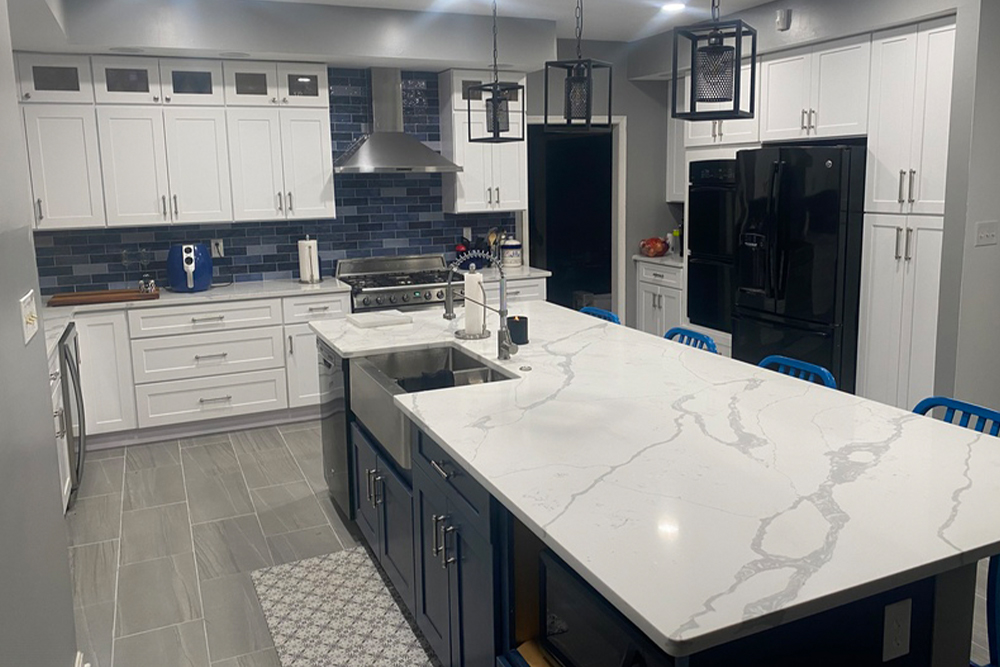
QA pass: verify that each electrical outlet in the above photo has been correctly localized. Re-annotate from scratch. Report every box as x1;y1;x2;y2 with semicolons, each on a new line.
211;239;225;258
462;227;473;241
975;221;998;247
19;289;39;345
882;598;912;661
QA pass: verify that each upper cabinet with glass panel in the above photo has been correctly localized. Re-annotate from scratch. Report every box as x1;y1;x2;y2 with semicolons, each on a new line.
17;54;94;103
160;59;224;105
224;62;327;108
278;64;328;108
92;56;162;104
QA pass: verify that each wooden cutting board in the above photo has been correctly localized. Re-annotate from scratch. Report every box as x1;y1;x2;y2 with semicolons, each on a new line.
47;288;161;307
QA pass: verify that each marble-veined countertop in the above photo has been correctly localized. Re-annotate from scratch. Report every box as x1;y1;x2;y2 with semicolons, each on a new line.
311;300;1000;656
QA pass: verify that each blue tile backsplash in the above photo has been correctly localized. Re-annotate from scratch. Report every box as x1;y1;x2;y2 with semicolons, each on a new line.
34;69;514;295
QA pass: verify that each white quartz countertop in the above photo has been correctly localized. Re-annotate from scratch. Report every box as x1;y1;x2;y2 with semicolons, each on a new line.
311;301;1000;656
633;253;684;268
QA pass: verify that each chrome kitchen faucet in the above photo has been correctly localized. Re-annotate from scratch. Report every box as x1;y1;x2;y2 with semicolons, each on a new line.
443;250;518;361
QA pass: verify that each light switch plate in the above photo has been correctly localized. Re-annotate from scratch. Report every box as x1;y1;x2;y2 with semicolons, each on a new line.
883;598;912;661
462;227;473;241
19;289;39;345
976;221;998;247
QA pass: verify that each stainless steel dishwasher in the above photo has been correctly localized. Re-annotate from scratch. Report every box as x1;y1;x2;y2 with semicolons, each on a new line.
318;340;350;517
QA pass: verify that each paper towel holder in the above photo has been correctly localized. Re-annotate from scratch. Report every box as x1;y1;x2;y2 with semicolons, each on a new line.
455;265;492;340
298;235;323;285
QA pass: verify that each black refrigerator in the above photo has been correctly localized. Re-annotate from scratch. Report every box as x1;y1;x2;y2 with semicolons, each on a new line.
732;143;865;393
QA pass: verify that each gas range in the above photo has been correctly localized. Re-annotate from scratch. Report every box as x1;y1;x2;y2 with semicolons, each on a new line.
336;255;465;312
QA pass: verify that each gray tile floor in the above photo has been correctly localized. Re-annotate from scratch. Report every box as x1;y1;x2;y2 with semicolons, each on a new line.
67;421;359;667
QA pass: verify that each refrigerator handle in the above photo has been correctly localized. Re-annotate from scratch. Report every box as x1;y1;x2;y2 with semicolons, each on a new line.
767;161;785;300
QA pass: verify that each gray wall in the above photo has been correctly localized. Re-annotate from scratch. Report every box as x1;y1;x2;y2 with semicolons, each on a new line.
12;0;556;72
0;0;78;663
528;39;677;326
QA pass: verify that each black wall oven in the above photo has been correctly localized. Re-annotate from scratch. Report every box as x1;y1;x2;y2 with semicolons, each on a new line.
687;159;738;333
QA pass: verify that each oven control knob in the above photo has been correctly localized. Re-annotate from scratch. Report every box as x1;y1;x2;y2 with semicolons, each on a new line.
376;296;384;305
362;297;371;306
436;290;444;299
424;291;432;300
389;295;397;304
402;293;410;302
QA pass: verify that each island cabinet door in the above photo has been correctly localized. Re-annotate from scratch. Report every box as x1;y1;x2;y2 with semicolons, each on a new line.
413;465;453;666
447;506;496;667
351;425;379;549
377;461;416;611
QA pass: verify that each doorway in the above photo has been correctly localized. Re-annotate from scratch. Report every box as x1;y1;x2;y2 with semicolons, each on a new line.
527;126;614;311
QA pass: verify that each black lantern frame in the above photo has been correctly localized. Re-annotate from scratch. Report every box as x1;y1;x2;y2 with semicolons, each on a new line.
543;58;613;133
671;18;757;121
467;80;526;144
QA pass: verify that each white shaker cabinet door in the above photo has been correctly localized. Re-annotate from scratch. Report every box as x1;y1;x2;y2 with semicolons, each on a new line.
76;311;137;435
23;105;106;229
17;53;94;104
159;59;225;106
717;63;759;145
666;80;687;203
759;51;811;143
97;106;172;226
227;108;286;221
276;63;329;108
660;288;683;337
448;114;492;213
681;74;720;148
92;56;162;105
163;107;233;224
279;108;336;219
285;323;335;409
492;121;528;212
856;214;906;406
908;20;956;216
637;282;664;336
897;216;944;411
223;61;280;107
809;36;871;138
866;27;918;214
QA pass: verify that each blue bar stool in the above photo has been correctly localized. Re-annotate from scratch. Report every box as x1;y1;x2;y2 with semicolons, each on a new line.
914;396;1000;667
758;355;837;389
664;327;718;354
579;307;620;324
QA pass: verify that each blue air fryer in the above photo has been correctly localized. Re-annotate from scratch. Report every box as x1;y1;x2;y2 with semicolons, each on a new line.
167;244;213;292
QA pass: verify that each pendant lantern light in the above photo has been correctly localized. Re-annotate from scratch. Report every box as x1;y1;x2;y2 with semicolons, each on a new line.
468;0;525;144
671;0;757;121
544;0;612;132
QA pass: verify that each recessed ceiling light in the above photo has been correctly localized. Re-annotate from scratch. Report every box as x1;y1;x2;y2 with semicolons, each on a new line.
109;47;144;54
662;2;686;12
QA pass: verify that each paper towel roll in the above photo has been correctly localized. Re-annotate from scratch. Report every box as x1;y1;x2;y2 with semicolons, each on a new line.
464;272;485;335
298;238;321;284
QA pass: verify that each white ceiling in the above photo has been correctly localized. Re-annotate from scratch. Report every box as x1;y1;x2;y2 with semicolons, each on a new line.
258;0;773;42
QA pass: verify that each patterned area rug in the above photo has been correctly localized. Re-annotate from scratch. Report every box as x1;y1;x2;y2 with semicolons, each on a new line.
250;548;438;667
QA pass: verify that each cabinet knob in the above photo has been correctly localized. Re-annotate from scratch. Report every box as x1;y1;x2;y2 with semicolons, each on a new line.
23;92;31;100
165;96;171;103
153;95;160;102
271;97;278;104
282;97;288;104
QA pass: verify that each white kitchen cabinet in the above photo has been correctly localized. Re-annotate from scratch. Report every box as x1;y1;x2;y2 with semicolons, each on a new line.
276;63;329;108
442;111;527;214
223;61;281;107
92;56;162;105
227;108;286;221
867;19;956;216
482;277;548;305
285;323;335;409
666;80;687;203
76;311;137;435
163;107;233;223
491;133;527;210
280;108;337;219
760;35;870;143
682;64;759;148
16;53;94;103
637;282;682;337
159;59;225;106
857;214;943;410
97;106;171;226
131;326;285;384
23;105;105;229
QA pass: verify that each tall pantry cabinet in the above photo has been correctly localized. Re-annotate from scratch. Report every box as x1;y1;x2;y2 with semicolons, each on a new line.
857;18;955;410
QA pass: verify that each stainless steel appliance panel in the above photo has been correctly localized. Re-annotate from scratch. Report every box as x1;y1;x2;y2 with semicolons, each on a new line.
58;322;86;506
319;341;350;515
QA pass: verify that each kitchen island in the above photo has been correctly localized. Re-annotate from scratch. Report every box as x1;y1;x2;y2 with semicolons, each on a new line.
310;300;996;665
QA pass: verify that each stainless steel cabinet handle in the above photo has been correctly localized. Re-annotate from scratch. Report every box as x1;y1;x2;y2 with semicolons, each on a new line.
908;169;916;204
308;305;330;312
194;352;228;361
162;195;168;217
199;395;233;404
809;109;816;130
652;272;665;279
651;292;657;309
373;475;384;507
191;315;225;323
287;192;293;212
365;469;374;503
36;199;43;222
711;120;717;139
898;170;906;204
717;120;723;138
443;526;457;568
495;187;501;203
507;290;521;296
277;192;283;212
801;109;808;131
905;228;914;261
430;459;451;480
288;335;294;355
173;194;179;217
488;188;493;205
431;514;444;555
894;227;903;260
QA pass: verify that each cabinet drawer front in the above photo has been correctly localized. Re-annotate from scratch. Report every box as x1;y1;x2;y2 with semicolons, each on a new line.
128;299;282;338
135;368;288;428
131;326;284;384
416;432;490;537
483;278;546;303
638;263;683;289
282;293;350;323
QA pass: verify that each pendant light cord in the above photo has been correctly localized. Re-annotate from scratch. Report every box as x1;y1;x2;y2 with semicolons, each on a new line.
575;0;584;60
711;0;720;21
492;0;500;85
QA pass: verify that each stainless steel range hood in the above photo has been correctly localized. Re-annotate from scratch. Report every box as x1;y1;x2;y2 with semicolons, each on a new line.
334;68;462;174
